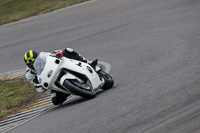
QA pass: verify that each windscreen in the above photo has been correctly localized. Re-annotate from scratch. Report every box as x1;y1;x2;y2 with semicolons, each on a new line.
34;53;47;75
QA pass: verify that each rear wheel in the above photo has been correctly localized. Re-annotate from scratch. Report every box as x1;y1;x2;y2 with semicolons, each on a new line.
63;79;96;99
100;71;114;90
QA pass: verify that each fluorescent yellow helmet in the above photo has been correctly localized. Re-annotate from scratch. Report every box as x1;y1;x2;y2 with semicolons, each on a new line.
24;50;38;70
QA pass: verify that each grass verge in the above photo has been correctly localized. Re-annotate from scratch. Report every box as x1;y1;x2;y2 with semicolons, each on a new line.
0;0;89;25
0;79;41;121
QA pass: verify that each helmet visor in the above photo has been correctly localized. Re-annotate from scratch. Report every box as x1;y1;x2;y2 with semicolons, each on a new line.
27;62;34;70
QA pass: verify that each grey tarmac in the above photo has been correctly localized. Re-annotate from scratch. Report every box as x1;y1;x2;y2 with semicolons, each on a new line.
0;0;200;133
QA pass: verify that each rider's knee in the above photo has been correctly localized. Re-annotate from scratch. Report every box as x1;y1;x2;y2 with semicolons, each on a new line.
51;91;67;105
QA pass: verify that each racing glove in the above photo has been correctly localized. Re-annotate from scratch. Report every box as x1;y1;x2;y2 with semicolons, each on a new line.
33;76;46;93
55;50;63;58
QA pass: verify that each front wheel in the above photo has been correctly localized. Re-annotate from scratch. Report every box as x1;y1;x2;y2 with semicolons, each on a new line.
63;79;96;99
99;71;114;90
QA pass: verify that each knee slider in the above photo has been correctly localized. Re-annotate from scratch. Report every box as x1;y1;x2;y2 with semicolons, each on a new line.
66;48;74;53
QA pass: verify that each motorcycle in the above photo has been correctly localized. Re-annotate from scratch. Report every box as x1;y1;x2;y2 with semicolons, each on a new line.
34;53;114;99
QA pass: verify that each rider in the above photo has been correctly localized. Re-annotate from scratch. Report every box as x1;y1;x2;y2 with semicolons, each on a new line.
24;48;98;105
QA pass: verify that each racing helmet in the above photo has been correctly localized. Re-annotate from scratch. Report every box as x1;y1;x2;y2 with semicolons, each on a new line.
24;50;38;70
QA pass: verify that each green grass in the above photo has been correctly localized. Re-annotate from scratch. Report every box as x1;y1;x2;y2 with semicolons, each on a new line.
0;79;36;120
0;0;89;25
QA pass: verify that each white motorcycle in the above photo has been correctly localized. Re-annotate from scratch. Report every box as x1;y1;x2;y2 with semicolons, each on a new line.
34;53;114;99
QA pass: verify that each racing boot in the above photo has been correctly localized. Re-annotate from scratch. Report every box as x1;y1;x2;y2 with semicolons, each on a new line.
88;59;98;68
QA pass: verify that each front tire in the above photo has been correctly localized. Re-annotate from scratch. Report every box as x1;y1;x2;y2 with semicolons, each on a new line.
63;79;96;99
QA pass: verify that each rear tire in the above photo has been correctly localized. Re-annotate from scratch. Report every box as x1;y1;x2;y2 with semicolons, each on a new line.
100;71;114;90
63;79;96;99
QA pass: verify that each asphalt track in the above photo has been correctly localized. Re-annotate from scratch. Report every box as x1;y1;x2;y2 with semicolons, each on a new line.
1;0;200;132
